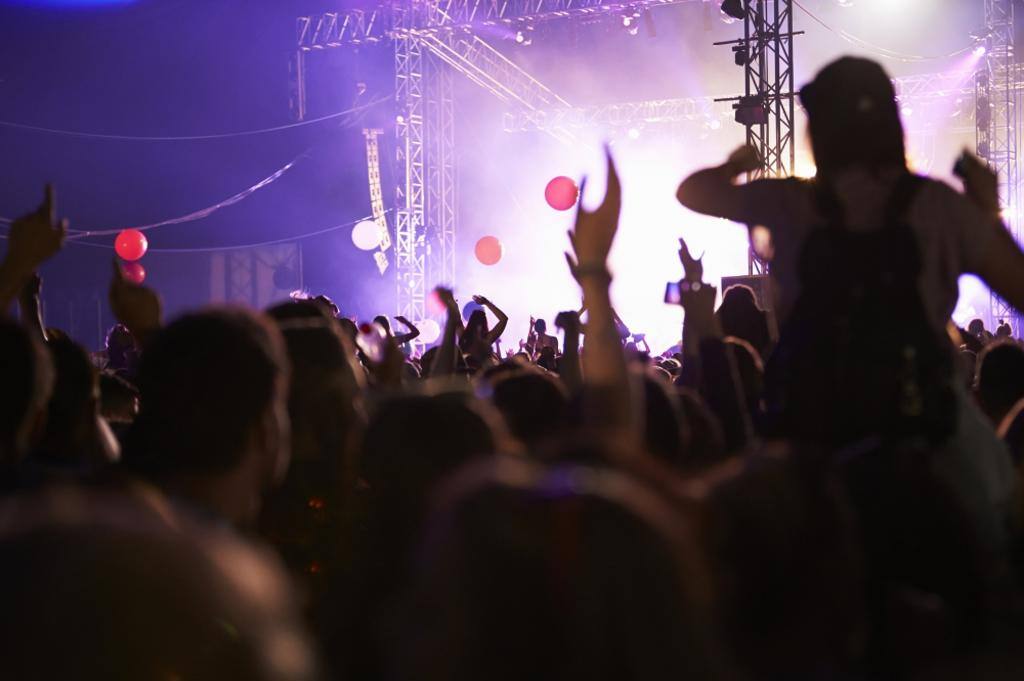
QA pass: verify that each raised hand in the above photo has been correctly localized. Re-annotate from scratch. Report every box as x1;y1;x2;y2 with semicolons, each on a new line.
472;294;490;306
956;149;1000;217
565;147;621;282
436;287;459;315
7;184;67;275
554;310;581;333
110;258;162;343
725;145;762;177
678;237;704;284
395;315;411;327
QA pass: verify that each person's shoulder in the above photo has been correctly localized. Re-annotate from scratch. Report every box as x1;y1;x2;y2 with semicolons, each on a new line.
912;175;971;208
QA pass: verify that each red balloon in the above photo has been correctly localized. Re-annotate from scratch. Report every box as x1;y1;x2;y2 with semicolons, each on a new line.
475;236;503;266
545;176;579;211
121;261;146;285
115;229;148;261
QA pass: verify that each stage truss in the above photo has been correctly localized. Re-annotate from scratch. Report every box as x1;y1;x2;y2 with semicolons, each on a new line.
979;0;1022;333
293;0;1022;334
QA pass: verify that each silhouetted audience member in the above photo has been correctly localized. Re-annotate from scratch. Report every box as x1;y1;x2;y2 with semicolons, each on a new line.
977;340;1024;428
0;319;53;486
122;308;291;527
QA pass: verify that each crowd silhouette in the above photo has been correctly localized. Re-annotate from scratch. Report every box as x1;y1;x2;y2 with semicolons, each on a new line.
3;56;1024;680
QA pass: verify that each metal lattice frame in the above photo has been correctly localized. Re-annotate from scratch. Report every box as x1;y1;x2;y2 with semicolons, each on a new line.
980;0;1022;332
426;50;457;293
501;70;985;134
735;0;797;179
295;0;699;47
394;26;427;328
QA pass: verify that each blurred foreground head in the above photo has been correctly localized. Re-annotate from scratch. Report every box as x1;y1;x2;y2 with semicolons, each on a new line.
0;485;320;681
400;457;732;681
123;307;291;525
0;318;53;467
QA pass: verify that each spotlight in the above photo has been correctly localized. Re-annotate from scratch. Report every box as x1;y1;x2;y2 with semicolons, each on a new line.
974;45;988;57
627;127;641;140
514;27;533;45
733;44;749;66
708;118;722;131
720;0;745;21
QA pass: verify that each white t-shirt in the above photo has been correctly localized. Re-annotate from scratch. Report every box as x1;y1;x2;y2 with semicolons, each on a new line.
732;169;1002;332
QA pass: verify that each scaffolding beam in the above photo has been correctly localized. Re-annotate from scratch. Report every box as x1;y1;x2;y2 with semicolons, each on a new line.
296;0;701;48
980;0;1021;332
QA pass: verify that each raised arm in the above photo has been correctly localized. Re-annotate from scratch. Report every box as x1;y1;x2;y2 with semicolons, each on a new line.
430;287;460;377
676;145;766;222
393;315;420;345
958;151;1024;313
109;259;163;347
554;310;582;394
675;238;754;451
566;148;638;449
17;274;46;343
0;184;67;311
475;295;508;346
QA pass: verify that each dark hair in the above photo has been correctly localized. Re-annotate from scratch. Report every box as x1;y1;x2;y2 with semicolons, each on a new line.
0;488;320;681
0;320;53;463
34;336;100;466
976;340;1024;423
459;310;489;354
642;374;687;468
398;458;730;681
800;57;906;181
373;315;392;335
125;308;289;476
533;318;547;334
490;371;569;451
717;286;771;358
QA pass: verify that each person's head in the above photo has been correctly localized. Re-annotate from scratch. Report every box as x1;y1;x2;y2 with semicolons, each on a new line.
360;392;496;500
373;315;392;336
537;345;557;372
490;371;569;452
533;318;547;334
800;57;906;181
967;318;985;337
0;320;53;466
717;286;770;357
399;457;731;681
0;485;320;681
642;373;687;469
976;340;1024;425
463;309;488;340
35;336;114;468
996;322;1013;338
104;323;137;368
675;387;727;472
267;302;363;462
124;308;291;525
700;447;863;677
723;336;765;418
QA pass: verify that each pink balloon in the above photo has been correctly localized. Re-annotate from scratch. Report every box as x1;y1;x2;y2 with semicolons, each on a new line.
115;229;148;261
121;261;146;285
545;176;579;211
475;236;503;266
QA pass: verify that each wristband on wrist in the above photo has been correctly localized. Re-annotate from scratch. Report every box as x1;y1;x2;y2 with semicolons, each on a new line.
574;263;611;280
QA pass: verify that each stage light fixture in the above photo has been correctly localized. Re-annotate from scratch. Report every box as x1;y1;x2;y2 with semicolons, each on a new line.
721;0;745;21
733;44;749;66
735;96;768;127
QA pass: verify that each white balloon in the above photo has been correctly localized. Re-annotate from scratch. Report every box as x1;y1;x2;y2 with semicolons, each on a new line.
418;318;441;344
351;220;382;251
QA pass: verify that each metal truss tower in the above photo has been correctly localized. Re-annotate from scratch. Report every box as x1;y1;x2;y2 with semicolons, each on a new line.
292;0;701;332
979;0;1021;332
715;0;799;274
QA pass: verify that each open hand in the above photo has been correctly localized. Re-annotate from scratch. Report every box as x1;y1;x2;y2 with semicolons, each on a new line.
472;294;490;306
566;146;621;282
110;258;162;339
7;184;67;275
